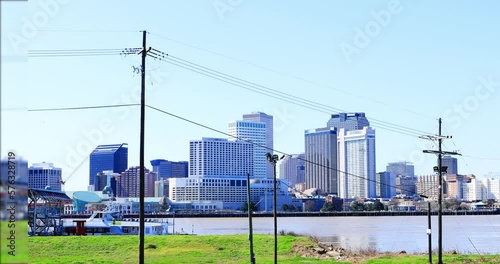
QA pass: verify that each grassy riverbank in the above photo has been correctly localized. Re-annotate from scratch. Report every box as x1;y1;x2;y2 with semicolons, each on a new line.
1;220;28;264
27;233;499;264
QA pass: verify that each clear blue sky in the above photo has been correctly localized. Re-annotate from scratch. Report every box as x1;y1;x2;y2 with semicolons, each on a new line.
2;0;499;191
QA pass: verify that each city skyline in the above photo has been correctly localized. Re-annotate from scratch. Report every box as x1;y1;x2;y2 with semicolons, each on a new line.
2;1;500;191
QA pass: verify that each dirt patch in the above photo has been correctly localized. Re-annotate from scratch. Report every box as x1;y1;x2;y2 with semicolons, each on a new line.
291;243;400;263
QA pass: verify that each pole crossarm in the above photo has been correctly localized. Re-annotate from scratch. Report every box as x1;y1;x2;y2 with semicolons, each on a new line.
420;118;461;264
423;149;461;156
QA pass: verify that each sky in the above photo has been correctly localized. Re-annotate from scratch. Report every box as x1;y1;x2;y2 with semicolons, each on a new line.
1;0;499;191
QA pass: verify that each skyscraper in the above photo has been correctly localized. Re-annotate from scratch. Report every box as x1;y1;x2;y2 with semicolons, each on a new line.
396;175;417;196
376;171;396;198
337;127;376;199
94;170;118;195
89;143;128;186
228;120;267;178
304;127;337;195
28;162;62;191
189;138;253;177
445;174;465;199
115;166;156;197
1;157;28;184
150;159;188;179
243;112;273;178
416;175;444;200
327;112;369;130
386;161;415;177
279;153;305;186
442;156;458;175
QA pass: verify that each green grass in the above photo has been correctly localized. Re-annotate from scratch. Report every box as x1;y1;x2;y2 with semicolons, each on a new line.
1;220;28;264
26;233;500;264
28;234;335;264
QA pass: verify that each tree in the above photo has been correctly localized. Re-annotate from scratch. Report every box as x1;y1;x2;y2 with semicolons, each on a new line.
373;200;384;211
288;204;297;212
321;202;335;212
281;204;289;211
485;199;495;208
241;202;257;212
350;201;365;211
443;198;459;210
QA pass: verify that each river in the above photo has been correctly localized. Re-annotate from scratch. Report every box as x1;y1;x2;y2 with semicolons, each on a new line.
170;215;500;254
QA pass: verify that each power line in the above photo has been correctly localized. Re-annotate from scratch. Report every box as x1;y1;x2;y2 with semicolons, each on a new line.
27;47;433;137
28;48;141;58
145;104;421;196
26;102;420;196
35;29;141;33
147;50;429;137
149;31;434;121
28;104;139;112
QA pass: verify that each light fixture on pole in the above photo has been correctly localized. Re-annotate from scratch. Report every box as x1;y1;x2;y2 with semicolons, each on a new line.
419;194;432;264
266;152;284;264
246;173;256;264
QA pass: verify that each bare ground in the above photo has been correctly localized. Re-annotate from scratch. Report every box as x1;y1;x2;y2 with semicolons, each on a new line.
290;242;482;263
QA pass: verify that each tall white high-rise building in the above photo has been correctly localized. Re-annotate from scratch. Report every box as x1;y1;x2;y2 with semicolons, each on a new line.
228;120;267;178
279;153;305;186
337;127;376;199
464;175;483;201
189;138;254;177
28;162;62;191
481;177;500;201
243;112;274;178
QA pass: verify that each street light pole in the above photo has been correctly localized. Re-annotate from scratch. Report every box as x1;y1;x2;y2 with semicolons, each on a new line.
420;194;432;263
273;161;277;264
246;173;255;264
428;201;432;264
266;153;283;264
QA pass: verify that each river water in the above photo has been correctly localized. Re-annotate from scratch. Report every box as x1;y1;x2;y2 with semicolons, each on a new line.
171;215;500;254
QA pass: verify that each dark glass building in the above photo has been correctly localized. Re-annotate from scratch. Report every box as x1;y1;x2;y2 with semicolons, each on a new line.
442;156;458;175
89;143;128;186
304;127;337;195
94;171;118;196
327;112;369;130
150;159;188;179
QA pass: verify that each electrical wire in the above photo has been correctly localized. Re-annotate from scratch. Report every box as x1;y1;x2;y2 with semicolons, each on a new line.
35;29;141;33
146;104;422;196
149;32;434;121
27;102;422;197
27;104;140;184
28;48;141;58
147;49;432;137
28;104;140;112
27;47;434;137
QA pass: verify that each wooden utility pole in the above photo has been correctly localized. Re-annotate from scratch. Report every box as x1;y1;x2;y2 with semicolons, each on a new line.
139;30;148;264
422;118;461;264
